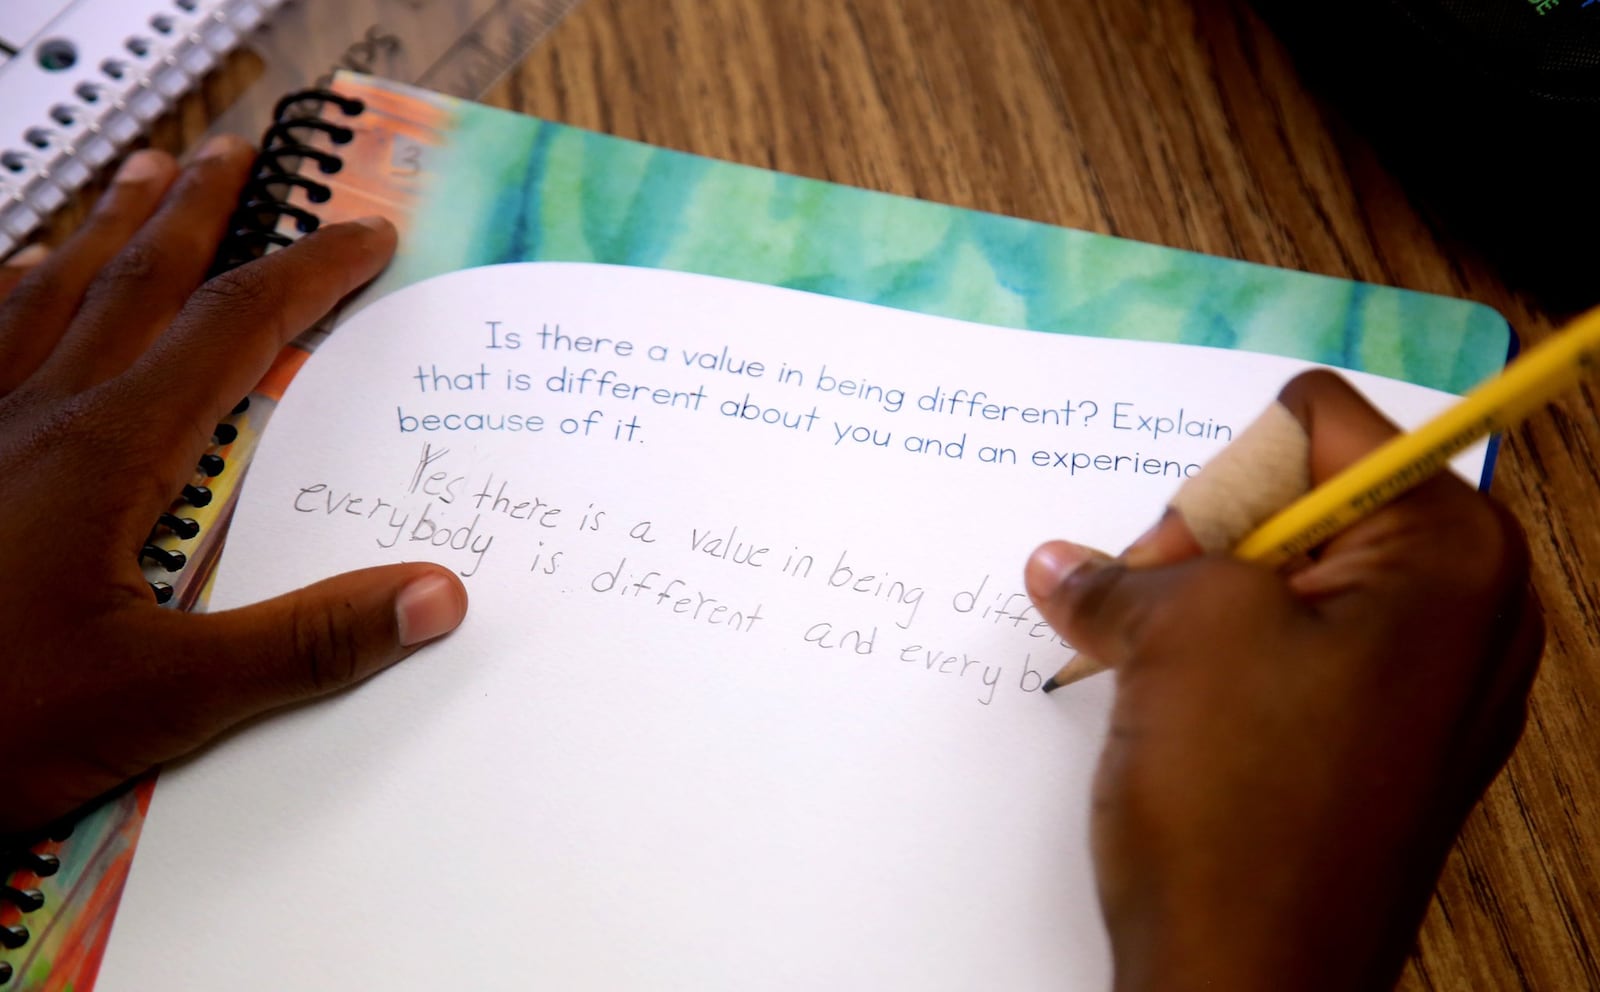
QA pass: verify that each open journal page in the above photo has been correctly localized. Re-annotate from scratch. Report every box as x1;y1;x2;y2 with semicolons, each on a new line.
98;263;1486;990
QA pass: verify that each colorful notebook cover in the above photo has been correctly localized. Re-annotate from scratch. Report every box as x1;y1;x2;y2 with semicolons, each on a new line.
4;72;1509;988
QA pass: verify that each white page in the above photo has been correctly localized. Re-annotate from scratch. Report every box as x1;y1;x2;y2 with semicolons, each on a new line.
98;263;1486;990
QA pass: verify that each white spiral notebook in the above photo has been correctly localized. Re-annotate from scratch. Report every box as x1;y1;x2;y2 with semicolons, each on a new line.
0;0;287;258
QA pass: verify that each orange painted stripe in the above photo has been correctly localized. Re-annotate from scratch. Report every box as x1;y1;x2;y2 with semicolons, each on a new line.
255;344;311;401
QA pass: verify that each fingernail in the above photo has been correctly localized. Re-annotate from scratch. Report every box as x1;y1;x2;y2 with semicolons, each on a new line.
395;573;466;646
4;243;48;267
1025;541;1103;600
193;133;250;162
111;149;171;185
351;214;395;234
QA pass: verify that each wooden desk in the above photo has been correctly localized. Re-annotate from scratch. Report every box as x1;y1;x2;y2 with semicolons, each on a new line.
483;1;1599;988
26;0;1595;986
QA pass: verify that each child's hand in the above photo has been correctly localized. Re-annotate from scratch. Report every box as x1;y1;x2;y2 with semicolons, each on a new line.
0;143;467;836
1025;370;1542;991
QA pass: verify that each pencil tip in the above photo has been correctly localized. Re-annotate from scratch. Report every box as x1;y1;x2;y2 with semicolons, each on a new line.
1041;653;1110;693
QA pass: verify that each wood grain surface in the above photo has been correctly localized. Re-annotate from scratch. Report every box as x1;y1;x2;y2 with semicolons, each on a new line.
492;2;1600;988
23;0;1599;987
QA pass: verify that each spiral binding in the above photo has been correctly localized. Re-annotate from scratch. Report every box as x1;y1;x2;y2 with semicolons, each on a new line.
143;87;363;605
210;90;363;272
0;88;364;985
0;815;77;986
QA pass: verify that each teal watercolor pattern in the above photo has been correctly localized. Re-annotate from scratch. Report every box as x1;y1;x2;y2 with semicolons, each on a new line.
371;77;1508;395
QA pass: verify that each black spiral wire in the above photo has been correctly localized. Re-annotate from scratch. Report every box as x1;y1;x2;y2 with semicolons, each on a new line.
146;89;363;606
210;91;363;275
1;90;364;985
0;813;87;985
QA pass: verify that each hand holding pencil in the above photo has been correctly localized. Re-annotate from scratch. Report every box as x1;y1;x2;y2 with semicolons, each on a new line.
1033;305;1600;691
1023;368;1545;992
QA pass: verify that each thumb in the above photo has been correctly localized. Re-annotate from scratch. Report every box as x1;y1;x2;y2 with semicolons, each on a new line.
161;563;467;726
1025;540;1285;673
1025;541;1149;669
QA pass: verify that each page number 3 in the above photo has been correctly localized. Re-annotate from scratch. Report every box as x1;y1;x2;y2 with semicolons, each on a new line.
391;139;424;177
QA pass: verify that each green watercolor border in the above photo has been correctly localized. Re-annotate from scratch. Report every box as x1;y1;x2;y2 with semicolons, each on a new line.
369;75;1508;396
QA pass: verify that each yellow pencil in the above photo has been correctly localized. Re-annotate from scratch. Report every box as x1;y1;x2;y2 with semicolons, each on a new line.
1042;305;1600;692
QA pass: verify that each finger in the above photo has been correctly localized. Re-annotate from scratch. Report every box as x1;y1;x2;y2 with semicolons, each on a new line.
104;216;395;476
1024;544;1136;667
1122;370;1402;572
1025;541;1116;686
0;243;50;301
1026;543;1299;673
1119;508;1202;568
1063;392;1324;684
37;136;257;392
1025;541;1169;671
1275;368;1403;484
1104;370;1429;573
1275;371;1499;570
0;151;179;395
148;564;466;735
1277;369;1484;579
1120;399;1314;568
1035;370;1470;687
